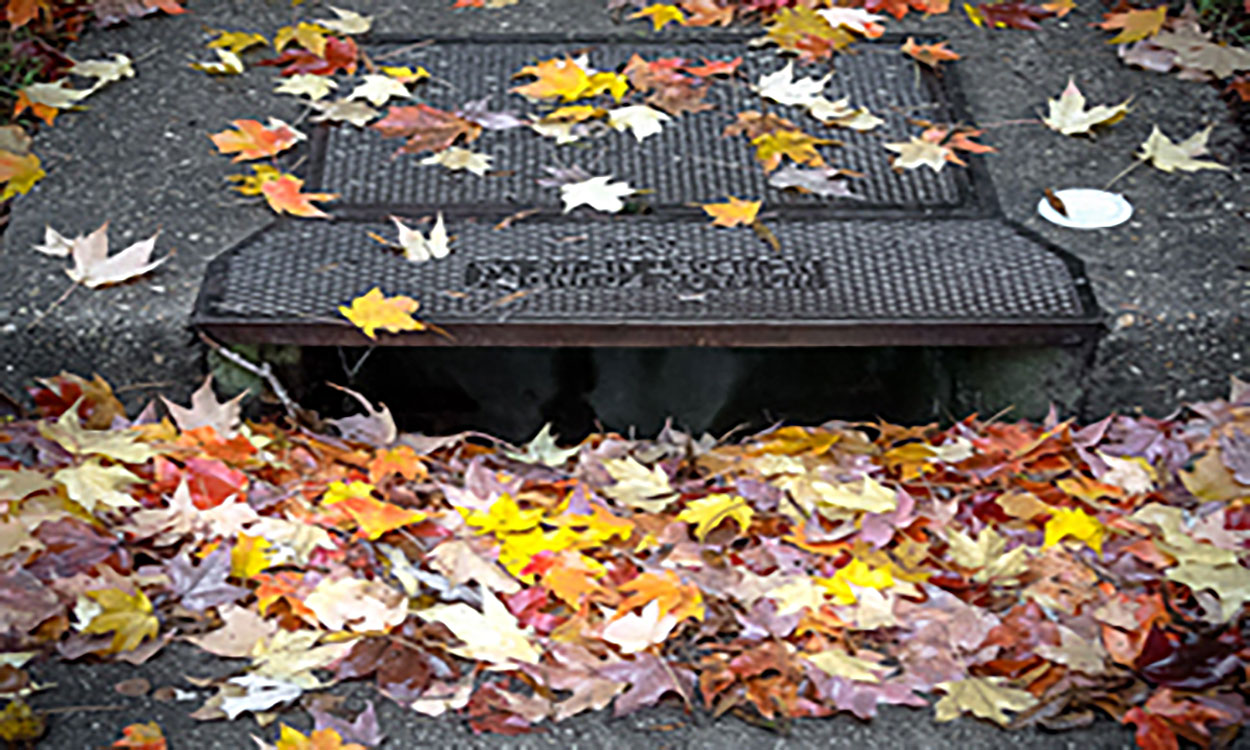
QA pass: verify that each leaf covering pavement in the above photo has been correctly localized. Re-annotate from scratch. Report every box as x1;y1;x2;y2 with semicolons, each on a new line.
2;375;1250;747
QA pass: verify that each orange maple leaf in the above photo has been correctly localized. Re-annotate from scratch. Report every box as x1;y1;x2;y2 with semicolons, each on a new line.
368;445;428;483
616;570;704;622
511;57;593;101
13;90;58;127
698;196;761;227
260;174;337;218
338;287;426;340
209;119;302;162
325;494;426;540
5;0;51;27
274;724;365;750
901;37;961;67
112;722;166;750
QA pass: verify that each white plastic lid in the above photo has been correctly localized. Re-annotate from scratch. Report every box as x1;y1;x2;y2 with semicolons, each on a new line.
1036;188;1133;229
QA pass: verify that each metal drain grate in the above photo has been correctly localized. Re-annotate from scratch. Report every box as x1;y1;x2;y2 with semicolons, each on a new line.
193;34;1102;347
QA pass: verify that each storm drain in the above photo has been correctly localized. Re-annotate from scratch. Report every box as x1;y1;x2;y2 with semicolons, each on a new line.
193;34;1102;347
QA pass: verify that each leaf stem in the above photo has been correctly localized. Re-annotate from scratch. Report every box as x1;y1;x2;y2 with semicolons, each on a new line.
25;281;78;330
1102;159;1143;191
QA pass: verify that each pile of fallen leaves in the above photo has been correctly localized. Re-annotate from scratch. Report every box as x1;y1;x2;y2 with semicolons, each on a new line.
1;372;1249;748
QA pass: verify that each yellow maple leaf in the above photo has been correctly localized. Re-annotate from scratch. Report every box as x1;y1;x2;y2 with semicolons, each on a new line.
207;29;268;53
379;65;430;83
677;494;753;541
629;4;686;30
751;129;835;172
698;196;761;228
512;57;592;101
82;588;159;654
231;533;274;578
1042;506;1105;554
273;724;365;750
273;21;331;56
338;287;426;340
462;493;544;536
584;71;630;101
817;558;894;605
0;148;44;201
1097;4;1167;44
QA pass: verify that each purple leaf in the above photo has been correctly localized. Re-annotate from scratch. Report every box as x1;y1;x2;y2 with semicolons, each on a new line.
596;653;694;716
310;700;386;747
1218;428;1250;485
166;548;248;612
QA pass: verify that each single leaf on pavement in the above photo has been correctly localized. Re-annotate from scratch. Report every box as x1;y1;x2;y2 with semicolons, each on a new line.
69;53;134;92
110;721;165;750
61;223;168;288
630;4;685;30
698;197;761;228
559;175;636;213
383;213;452;262
275;74;338;100
349;75;410;106
273;22;331;56
884;136;949;172
259;724;365;750
1136;125;1227;172
338;288;426;340
256;173;337;218
209;118;303;162
190;49;245;76
934;676;1038;726
607;105;671;142
901;37;960;67
316;7;373;35
420;147;493;176
768;165;857;198
206;29;267;54
371;104;482;154
1042;79;1130;136
1097;4;1168;44
14;81;92;126
309;99;379;128
818;7;887;37
752;130;836;172
82;588;159;654
754;62;830;107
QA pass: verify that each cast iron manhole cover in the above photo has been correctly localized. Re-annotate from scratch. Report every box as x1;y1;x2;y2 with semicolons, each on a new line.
193;34;1102;347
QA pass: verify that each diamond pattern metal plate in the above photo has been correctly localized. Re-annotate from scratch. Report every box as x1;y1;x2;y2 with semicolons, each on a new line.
194;34;1102;347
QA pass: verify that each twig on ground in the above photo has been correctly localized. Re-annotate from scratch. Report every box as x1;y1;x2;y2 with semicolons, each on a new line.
198;332;302;424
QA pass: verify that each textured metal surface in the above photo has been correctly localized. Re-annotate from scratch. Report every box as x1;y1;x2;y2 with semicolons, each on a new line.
195;34;1102;347
194;216;1100;346
312;37;983;214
